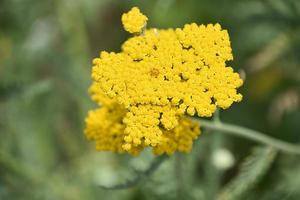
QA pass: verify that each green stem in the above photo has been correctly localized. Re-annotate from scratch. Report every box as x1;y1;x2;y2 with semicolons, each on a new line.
175;153;184;200
198;119;300;155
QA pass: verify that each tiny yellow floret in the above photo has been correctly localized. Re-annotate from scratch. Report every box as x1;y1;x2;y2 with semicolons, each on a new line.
122;7;148;33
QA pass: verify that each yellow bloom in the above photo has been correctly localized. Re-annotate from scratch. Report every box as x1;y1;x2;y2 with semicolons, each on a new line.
85;83;200;155
85;7;243;155
85;82;142;155
122;7;148;33
153;117;200;155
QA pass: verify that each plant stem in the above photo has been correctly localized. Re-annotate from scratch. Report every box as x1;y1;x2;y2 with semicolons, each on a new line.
175;153;184;200
198;119;300;155
205;130;223;199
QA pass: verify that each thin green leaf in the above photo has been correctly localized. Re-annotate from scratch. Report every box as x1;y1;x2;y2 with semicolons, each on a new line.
218;147;278;200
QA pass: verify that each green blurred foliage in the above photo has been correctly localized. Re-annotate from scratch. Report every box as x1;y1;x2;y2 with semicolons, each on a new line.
0;0;300;199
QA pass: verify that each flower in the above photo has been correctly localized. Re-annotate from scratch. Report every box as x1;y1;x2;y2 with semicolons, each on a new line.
85;82;143;155
121;7;148;33
85;7;243;155
152;117;200;155
85;83;200;155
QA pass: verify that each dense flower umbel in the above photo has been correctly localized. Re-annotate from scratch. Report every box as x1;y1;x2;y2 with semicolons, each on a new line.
85;7;243;155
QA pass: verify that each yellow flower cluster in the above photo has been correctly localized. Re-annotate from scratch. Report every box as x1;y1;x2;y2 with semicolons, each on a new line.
121;7;148;33
85;82;200;155
85;7;243;155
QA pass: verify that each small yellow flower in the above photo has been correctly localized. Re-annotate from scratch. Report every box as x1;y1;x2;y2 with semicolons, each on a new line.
85;7;243;155
122;7;148;33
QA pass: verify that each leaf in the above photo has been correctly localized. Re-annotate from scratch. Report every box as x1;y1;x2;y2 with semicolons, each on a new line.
99;155;168;190
218;147;278;200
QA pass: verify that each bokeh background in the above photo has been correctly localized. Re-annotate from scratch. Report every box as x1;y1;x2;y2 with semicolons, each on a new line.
1;0;300;199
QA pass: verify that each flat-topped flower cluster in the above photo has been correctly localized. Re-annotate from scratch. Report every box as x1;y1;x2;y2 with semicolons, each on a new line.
85;7;243;155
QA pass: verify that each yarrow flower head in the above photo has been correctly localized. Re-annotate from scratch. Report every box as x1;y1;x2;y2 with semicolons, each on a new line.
85;7;243;155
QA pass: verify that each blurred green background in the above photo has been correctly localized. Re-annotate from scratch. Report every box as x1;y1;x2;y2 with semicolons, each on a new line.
1;0;300;199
